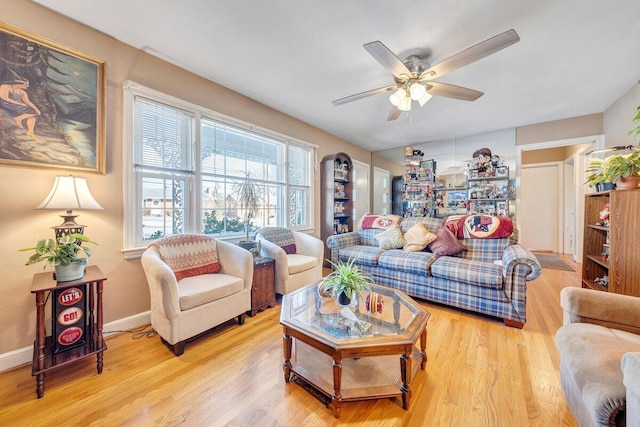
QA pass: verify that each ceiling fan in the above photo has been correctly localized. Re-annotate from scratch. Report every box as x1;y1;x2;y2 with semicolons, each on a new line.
332;29;520;121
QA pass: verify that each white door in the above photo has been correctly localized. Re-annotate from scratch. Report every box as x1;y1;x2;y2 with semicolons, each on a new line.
520;162;563;252
373;167;391;214
352;160;370;225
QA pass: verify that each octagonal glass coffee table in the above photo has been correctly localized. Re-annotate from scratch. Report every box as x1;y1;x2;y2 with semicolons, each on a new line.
280;282;430;418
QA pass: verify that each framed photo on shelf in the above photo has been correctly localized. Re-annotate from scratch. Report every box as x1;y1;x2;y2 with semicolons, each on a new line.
419;159;436;181
469;169;479;179
496;201;507;216
0;23;106;173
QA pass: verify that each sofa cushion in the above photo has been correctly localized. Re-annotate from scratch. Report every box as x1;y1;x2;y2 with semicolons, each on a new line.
177;273;244;310
152;234;221;281
403;223;437;252
430;256;503;288
428;227;468;256
555;323;640;426
378;249;436;276
375;225;406;250
287;254;318;275
339;245;385;266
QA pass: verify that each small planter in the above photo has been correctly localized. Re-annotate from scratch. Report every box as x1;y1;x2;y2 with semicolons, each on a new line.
337;291;352;307
596;182;616;192
616;175;640;190
55;259;88;282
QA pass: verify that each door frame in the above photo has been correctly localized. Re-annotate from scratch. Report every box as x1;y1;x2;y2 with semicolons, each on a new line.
351;159;371;222
516;134;604;261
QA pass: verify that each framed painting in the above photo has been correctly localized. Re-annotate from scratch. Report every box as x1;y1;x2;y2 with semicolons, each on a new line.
0;23;105;173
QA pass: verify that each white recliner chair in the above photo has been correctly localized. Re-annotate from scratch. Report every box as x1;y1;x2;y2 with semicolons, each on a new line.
141;234;253;355
255;227;323;294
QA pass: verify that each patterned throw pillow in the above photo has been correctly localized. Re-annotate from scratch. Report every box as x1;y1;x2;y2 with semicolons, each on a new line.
375;224;406;250
445;215;513;239
152;234;221;281
403;223;437;252
358;213;402;230
257;227;297;254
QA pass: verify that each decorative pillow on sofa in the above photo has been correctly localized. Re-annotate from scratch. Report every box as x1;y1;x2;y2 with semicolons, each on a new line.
152;234;221;281
403;223;437;252
375;224;406;250
257;227;296;254
358;213;402;230
428;227;468;256
445;214;513;239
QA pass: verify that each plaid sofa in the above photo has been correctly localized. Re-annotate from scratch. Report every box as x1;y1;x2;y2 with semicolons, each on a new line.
326;217;542;328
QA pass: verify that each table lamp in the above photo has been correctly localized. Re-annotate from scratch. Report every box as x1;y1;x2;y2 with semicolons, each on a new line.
36;175;103;239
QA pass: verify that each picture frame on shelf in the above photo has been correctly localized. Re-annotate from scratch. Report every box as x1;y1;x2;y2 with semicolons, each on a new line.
0;23;106;173
469;169;479;179
496;166;508;177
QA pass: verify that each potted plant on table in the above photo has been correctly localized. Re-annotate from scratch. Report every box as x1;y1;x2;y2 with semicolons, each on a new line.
320;257;373;306
20;233;97;282
233;172;263;253
585;157;616;192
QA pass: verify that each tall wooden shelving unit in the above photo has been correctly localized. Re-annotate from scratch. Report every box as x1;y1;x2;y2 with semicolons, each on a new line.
582;188;640;296
321;152;353;263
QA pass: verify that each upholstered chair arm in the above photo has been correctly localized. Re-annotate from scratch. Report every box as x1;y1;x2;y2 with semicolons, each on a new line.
216;240;254;289
256;237;289;282
560;287;640;334
293;231;324;261
501;244;541;281
623;352;640;426
140;247;181;319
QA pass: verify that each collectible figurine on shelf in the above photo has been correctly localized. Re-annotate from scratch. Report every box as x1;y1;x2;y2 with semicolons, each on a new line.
597;204;610;226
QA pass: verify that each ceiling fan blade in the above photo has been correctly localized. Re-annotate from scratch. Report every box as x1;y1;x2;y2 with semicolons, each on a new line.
363;41;412;80
426;81;483;101
387;106;401;121
332;85;397;106
420;29;520;80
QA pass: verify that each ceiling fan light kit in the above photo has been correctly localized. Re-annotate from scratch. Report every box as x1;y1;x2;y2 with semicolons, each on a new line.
333;29;520;121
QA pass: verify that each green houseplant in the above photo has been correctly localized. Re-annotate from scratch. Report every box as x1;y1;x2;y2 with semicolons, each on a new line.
20;233;96;282
320;257;373;306
233;172;263;251
603;150;640;189
585;157;615;191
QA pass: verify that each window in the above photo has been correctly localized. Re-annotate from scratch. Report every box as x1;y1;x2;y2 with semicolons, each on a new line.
123;81;315;256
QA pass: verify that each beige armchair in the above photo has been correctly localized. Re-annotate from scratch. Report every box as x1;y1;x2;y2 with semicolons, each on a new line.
255;227;323;294
141;235;253;355
555;287;640;426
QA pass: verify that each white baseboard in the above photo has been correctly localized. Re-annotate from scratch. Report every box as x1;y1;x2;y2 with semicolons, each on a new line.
0;310;150;373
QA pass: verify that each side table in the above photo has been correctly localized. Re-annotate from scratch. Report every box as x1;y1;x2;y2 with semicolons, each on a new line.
248;257;276;316
30;265;107;398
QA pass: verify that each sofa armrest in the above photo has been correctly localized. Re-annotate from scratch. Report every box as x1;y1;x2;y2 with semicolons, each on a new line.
560;287;640;333
501;244;541;281
216;240;254;290
141;247;181;319
256;237;290;282
623;352;640;426
325;231;361;265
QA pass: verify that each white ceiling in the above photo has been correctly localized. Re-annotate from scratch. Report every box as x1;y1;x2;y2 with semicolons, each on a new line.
33;0;640;155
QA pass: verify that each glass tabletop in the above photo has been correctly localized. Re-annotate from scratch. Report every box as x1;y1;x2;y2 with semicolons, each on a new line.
281;282;426;342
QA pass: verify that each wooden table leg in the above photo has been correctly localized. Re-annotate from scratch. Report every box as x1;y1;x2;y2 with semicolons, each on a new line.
35;291;46;399
283;330;292;383
96;280;104;374
400;346;412;410
331;354;343;418
420;326;427;370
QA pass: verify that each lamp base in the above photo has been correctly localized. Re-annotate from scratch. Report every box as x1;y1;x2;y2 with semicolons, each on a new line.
53;213;86;239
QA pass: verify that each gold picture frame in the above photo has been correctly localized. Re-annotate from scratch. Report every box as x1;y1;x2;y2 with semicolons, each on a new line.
0;23;106;173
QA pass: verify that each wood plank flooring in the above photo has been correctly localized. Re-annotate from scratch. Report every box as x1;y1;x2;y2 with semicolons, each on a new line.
0;256;581;426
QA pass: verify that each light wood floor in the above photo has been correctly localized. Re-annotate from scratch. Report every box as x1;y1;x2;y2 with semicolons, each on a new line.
0;256;581;426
